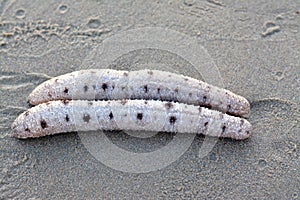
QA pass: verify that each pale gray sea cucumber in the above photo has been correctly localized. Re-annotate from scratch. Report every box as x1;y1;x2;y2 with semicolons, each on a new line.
28;69;250;117
11;100;252;140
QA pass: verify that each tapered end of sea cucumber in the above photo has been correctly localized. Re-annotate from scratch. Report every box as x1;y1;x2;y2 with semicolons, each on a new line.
28;86;47;105
228;94;251;117
11;118;28;139
11;111;38;139
237;98;251;117
234;119;252;140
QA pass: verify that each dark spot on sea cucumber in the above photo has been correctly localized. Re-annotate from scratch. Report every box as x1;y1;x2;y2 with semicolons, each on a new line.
124;114;127;117
102;83;108;91
62;100;69;105
157;88;161;94
84;85;88;92
204;122;208;127
203;104;212;109
165;102;173;109
184;78;188;81
124;72;128;76
48;92;52;97
112;85;115;89
120;100;127;105
174;88;179;93
144;101;148;104
109;112;113;119
25;128;30;132
143;85;148;93
137;113;143;120
151;96;159;100
83;114;91;122
88;102;93;106
198;107;202;112
65;114;70;122
240;119;244;125
203;96;207;102
64;88;69;93
24;111;29;116
92;85;96;89
40;120;48;129
238;129;242;133
169;116;177;124
121;87;126;91
246;131;250;135
189;93;192;97
148;71;153;75
227;105;231;110
55;79;59;82
222;125;226;133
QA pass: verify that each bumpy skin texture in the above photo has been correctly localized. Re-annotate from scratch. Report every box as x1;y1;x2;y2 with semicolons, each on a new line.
11;100;252;140
28;69;250;117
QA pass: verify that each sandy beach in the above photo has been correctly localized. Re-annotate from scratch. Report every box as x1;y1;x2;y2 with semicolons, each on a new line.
0;0;299;199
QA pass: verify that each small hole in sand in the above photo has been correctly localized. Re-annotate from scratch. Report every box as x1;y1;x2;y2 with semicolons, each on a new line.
87;18;101;29
16;9;25;19
58;4;68;14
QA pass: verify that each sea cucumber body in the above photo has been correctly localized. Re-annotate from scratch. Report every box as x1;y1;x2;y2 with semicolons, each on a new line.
28;69;250;116
11;100;252;140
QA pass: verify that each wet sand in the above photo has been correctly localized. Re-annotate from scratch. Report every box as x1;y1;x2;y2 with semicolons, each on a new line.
0;0;299;199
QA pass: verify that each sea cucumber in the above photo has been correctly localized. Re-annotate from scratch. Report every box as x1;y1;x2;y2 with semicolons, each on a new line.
28;69;250;116
11;100;252;140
